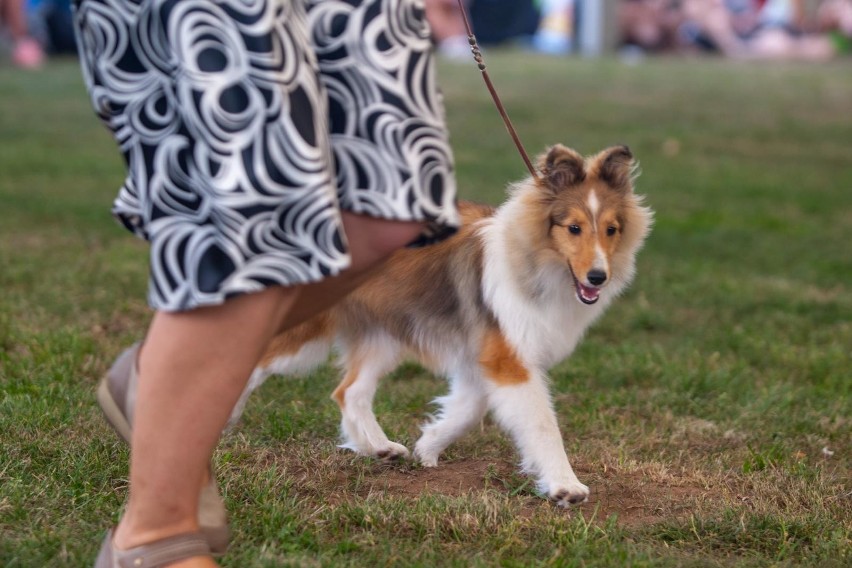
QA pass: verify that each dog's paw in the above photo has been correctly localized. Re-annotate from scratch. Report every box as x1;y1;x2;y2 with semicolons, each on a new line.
338;440;409;461
413;441;440;467
549;480;590;507
413;445;439;467
373;442;410;462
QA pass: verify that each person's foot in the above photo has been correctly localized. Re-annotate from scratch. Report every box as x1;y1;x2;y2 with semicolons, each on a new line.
95;528;217;568
12;38;44;69
97;344;231;555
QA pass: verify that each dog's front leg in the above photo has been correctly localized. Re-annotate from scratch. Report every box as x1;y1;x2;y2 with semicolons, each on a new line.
485;371;589;506
414;371;489;467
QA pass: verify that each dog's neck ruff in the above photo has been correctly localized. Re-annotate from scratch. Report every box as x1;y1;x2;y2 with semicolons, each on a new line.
480;192;617;368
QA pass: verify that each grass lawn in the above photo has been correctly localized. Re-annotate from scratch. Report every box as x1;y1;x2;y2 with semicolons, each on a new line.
1;53;850;567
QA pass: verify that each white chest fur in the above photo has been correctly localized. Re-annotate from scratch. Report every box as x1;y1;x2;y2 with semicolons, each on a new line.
480;211;615;369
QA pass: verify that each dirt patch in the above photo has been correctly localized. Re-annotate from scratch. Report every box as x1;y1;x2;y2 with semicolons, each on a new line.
315;458;710;528
357;459;516;499
579;467;707;527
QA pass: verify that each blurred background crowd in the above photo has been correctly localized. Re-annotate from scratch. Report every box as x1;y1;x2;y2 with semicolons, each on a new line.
1;0;851;69
431;0;852;61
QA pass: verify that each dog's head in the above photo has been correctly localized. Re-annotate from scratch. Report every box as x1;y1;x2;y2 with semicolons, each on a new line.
533;144;652;305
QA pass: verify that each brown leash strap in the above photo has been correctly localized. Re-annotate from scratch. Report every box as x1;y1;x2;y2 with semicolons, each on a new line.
455;0;540;181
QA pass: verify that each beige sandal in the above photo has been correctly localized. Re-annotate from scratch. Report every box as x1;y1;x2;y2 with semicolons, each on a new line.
97;343;231;555
94;529;211;568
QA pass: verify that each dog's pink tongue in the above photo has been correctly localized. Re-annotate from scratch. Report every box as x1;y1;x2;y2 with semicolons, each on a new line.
579;283;600;302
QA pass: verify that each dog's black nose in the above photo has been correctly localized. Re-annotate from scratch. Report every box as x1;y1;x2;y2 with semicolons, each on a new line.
587;270;607;286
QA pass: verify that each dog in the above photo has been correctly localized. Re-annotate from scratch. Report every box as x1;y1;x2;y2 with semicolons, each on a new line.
229;144;653;506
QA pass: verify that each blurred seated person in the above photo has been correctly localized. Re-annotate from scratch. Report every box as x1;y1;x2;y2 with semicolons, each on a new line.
679;0;836;60
818;0;852;34
817;0;852;52
425;0;470;59
619;0;684;52
1;0;43;68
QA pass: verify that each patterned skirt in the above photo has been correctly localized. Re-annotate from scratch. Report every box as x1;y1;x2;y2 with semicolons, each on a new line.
73;0;460;311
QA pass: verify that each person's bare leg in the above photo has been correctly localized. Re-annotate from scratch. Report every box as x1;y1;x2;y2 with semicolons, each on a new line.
2;0;44;68
425;0;466;42
110;216;427;566
424;0;469;57
111;287;298;566
682;0;747;55
1;0;28;40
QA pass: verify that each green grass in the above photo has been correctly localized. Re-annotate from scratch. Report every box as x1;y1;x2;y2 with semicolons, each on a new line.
1;54;851;566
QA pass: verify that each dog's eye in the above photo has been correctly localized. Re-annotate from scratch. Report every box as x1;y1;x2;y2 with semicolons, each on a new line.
568;225;581;235
606;226;617;236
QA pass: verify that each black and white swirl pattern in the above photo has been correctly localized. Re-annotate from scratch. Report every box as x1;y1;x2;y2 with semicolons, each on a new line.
73;0;459;311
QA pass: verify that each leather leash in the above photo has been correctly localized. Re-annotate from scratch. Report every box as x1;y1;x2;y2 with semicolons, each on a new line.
455;0;540;181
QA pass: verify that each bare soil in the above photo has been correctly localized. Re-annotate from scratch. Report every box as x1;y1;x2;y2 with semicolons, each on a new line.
291;456;711;528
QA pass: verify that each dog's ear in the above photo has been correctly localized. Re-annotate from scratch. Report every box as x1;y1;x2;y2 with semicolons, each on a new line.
537;144;586;193
589;145;635;194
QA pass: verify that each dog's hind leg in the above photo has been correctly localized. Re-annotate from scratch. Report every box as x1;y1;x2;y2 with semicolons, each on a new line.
414;371;488;467
227;323;335;429
332;337;408;460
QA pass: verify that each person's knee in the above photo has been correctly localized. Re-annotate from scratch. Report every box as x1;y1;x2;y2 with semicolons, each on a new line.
341;212;426;272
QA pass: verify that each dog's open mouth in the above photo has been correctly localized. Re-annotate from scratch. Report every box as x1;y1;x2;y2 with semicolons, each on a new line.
570;269;601;305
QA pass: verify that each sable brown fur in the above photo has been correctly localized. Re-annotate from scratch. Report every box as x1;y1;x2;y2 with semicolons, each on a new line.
336;201;494;350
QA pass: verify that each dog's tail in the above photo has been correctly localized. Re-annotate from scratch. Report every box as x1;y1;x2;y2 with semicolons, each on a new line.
227;312;337;428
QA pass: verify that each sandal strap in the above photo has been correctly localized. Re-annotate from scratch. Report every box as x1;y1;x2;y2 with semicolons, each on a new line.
98;530;211;568
98;343;141;443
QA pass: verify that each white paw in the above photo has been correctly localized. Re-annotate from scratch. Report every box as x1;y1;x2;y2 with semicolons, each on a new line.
413;440;440;467
413;445;439;467
374;441;410;461
548;479;590;507
338;440;410;461
415;453;438;468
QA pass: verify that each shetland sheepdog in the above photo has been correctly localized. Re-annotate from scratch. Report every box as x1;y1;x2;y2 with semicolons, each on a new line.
230;145;653;506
